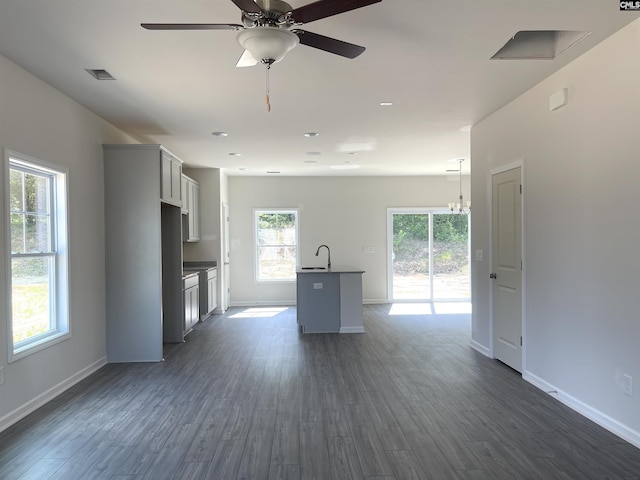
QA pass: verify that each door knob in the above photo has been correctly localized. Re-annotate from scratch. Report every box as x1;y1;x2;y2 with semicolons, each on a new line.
489;273;497;279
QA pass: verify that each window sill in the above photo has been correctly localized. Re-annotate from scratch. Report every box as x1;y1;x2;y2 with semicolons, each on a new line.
10;331;71;363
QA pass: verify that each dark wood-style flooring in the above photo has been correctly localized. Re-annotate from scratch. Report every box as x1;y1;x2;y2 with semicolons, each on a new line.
1;304;639;479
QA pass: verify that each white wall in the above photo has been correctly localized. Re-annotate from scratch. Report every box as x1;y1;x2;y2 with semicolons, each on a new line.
470;19;640;444
228;175;465;305
0;54;137;431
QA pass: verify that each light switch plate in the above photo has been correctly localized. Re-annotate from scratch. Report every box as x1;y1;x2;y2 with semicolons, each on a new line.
623;374;633;396
363;246;375;254
313;283;323;289
475;249;484;261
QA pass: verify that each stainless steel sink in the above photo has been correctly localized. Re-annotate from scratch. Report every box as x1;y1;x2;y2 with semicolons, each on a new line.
300;267;327;270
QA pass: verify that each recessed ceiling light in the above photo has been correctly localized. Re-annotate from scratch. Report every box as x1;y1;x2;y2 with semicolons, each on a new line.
304;160;318;164
379;102;393;106
85;69;115;80
306;151;322;156
239;167;249;171
330;164;361;170
347;152;358;156
304;132;319;137
212;131;228;137
228;152;242;157
267;171;280;174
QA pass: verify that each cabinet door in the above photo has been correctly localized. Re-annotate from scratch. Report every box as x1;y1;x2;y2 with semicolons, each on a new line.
161;152;182;206
187;181;200;242
183;288;190;333
180;174;189;214
191;285;200;327
184;285;199;333
161;153;172;202
171;160;181;204
207;276;217;313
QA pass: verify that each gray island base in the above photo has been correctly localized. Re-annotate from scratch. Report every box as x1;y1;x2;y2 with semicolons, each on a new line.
296;265;365;334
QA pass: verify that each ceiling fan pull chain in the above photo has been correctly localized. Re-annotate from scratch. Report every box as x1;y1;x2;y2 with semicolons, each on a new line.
265;63;271;112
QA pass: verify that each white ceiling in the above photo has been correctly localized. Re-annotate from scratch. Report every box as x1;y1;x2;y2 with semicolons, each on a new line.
0;1;636;176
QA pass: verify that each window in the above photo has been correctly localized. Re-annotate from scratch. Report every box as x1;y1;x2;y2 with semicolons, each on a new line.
5;151;69;361
255;209;298;282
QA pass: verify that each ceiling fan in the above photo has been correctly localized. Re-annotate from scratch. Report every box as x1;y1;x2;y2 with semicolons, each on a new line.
141;0;382;67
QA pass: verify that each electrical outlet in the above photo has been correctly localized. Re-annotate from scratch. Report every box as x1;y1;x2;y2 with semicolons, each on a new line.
623;374;633;396
0;366;4;386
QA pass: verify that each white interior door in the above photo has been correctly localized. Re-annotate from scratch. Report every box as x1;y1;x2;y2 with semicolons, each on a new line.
491;167;523;372
222;203;230;312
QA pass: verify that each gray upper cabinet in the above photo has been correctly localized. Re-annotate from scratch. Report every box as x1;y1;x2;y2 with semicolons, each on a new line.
188;180;200;242
182;174;200;242
180;174;189;215
161;150;183;206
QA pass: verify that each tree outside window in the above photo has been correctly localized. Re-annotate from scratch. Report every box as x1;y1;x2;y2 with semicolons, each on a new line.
255;210;298;281
6;151;69;360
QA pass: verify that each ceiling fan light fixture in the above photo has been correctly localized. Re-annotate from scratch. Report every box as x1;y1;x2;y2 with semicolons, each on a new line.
237;27;299;64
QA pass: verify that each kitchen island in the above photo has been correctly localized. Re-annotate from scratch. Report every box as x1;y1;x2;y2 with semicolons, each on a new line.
296;265;365;334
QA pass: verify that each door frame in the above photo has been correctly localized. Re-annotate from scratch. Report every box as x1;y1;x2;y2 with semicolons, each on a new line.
489;160;526;373
221;202;230;312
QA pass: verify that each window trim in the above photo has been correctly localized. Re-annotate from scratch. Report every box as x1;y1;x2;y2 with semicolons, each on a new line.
254;208;300;283
4;149;71;362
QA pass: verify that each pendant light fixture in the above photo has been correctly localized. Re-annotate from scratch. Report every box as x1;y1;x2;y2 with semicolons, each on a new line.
449;158;471;214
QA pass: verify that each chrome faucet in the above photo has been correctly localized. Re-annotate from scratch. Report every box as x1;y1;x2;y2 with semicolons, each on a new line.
315;244;331;269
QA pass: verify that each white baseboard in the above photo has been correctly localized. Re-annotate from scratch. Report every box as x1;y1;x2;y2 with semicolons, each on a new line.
339;326;365;333
363;299;390;305
0;356;108;434
524;371;640;449
230;300;296;307
229;300;389;308
469;339;491;357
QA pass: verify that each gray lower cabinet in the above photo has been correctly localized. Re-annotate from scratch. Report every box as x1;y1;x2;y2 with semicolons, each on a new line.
184;267;217;320
183;273;200;335
296;266;365;334
206;268;217;317
296;273;341;333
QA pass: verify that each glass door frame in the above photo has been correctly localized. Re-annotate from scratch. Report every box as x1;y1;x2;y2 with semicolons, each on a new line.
387;207;470;303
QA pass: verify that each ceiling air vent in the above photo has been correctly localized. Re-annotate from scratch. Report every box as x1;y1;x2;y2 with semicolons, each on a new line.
85;69;115;80
491;30;590;59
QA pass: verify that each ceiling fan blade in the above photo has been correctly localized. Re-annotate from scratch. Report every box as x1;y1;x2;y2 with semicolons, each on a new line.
141;23;243;30
236;49;258;67
229;0;263;14
293;30;365;58
291;0;381;24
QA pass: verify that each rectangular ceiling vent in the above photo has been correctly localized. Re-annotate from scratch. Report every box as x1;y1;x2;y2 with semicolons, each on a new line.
491;30;590;59
85;69;116;80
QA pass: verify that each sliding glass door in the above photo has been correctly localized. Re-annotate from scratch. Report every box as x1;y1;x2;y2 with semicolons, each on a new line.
390;212;430;300
389;209;469;301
